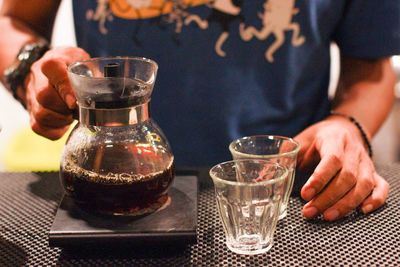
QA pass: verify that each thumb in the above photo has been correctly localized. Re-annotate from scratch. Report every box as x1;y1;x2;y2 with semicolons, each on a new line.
293;130;313;164
293;127;322;174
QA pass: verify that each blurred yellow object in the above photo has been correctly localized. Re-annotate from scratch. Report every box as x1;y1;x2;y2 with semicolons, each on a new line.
2;123;75;172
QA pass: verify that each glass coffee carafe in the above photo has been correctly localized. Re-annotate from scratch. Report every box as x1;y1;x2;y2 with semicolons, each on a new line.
60;57;175;216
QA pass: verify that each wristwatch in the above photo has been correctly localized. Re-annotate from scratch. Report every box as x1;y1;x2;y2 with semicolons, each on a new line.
3;39;49;103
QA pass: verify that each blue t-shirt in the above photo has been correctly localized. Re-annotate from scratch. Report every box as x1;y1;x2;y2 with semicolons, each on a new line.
73;0;400;167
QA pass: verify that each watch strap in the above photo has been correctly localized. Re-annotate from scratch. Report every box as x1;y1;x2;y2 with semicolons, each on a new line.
4;39;49;104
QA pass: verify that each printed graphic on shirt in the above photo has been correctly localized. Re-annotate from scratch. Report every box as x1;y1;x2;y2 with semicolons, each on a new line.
186;0;244;57
86;0;114;34
240;0;305;62
85;0;305;62
86;0;207;45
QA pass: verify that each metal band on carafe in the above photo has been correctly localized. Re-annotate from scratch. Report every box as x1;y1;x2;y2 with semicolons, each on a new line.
79;102;149;126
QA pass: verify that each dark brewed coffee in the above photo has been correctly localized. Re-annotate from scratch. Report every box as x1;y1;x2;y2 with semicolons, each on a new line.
60;143;175;216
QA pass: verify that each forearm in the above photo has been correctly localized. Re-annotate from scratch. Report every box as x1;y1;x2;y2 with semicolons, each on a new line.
0;0;60;86
331;57;396;138
0;17;43;83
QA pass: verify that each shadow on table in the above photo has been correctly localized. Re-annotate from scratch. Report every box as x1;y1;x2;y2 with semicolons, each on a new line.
0;238;28;266
28;172;63;202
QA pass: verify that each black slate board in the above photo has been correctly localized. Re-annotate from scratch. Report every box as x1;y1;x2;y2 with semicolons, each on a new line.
49;175;198;248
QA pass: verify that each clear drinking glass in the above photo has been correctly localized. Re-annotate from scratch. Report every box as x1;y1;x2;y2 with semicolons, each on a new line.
209;159;287;255
229;135;300;219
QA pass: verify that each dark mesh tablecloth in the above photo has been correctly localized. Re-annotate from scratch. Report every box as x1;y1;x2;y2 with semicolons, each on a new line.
0;165;399;266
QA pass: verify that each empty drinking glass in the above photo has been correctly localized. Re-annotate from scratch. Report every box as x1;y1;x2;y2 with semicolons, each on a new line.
209;159;287;255
229;135;300;219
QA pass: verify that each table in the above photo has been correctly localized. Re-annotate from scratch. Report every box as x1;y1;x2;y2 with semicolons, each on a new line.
0;165;399;266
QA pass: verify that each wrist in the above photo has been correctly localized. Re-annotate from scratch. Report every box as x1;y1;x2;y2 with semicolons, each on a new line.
3;39;49;107
329;110;373;157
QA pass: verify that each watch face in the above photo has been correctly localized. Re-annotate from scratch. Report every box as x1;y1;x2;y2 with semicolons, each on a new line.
18;49;32;61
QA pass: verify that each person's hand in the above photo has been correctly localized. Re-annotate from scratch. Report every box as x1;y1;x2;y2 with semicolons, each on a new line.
294;115;389;221
24;46;90;140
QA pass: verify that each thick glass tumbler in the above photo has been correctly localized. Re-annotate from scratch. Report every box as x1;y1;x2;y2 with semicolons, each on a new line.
229;135;300;219
209;159;287;255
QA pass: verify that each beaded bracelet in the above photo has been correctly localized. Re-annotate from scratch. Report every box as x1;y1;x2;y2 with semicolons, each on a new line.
330;111;373;157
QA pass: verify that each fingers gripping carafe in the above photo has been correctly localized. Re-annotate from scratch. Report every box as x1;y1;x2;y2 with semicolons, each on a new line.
60;57;175;216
